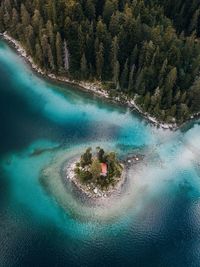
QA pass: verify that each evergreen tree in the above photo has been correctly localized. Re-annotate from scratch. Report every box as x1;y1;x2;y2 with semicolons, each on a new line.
63;40;70;71
21;4;30;27
32;9;42;33
135;68;145;95
110;36;119;86
128;64;135;92
96;42;104;80
85;0;95;20
10;8;19;37
120;59;129;89
189;78;200;112
113;60;120;89
90;159;101;180
35;42;43;66
103;0;117;24
0;5;4;31
56;32;63;71
3;10;10;29
80;53;88;79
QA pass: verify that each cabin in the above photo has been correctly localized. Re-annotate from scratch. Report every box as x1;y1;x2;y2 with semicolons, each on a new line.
101;163;108;177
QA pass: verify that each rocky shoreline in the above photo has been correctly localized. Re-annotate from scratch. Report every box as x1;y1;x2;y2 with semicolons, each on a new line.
1;32;199;130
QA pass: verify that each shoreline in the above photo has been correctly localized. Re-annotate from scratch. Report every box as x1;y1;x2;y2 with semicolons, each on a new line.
63;157;127;200
1;32;199;130
40;148;146;221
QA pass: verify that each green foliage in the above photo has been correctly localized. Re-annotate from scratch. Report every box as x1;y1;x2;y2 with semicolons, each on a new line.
105;152;122;179
90;158;101;180
189;78;200;112
80;147;92;167
1;0;200;122
75;168;92;183
153;0;200;36
75;147;122;186
97;148;105;162
80;53;88;80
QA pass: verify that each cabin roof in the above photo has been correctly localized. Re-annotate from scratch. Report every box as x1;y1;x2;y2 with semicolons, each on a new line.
101;163;107;175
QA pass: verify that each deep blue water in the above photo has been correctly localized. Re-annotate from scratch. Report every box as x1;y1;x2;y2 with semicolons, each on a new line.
0;40;200;267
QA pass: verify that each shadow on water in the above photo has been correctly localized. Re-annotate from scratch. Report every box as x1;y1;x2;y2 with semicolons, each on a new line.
0;75;121;157
0;83;61;155
179;117;200;133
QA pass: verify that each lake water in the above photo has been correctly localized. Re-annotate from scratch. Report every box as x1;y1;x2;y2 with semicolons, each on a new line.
0;40;200;267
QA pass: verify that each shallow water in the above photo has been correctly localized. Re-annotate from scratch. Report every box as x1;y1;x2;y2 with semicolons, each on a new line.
0;40;200;267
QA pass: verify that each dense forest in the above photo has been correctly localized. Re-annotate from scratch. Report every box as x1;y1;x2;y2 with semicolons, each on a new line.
0;0;200;123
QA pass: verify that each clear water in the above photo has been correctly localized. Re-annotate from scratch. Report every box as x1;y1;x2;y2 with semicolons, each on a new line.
0;40;200;267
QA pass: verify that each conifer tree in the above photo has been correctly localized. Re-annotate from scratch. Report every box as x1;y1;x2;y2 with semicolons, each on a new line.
11;8;19;36
56;32;63;71
96;42;104;80
21;4;30;27
35;42;43;66
85;0;95;20
120;59;129;89
135;68;145;95
81;53;88;80
110;36;119;86
128;64;136;92
32;9;42;33
189;77;200;112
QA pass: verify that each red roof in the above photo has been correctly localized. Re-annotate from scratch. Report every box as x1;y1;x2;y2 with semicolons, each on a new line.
101;163;107;175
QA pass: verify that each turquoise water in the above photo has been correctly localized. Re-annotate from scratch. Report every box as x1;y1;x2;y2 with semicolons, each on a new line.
0;40;200;266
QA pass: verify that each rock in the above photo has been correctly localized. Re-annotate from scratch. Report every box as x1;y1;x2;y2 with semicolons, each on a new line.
94;188;98;194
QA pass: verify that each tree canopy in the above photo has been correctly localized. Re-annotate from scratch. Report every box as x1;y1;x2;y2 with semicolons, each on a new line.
1;0;200;123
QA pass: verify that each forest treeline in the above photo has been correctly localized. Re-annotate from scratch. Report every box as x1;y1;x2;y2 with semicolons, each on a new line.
0;0;200;123
153;0;200;36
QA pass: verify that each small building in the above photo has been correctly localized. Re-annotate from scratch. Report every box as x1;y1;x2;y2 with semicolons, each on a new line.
101;163;108;176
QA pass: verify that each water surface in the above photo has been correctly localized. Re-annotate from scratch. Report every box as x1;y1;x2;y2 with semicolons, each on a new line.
0;40;200;267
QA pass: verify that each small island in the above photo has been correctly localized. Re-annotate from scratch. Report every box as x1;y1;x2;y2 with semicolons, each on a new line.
66;147;125;198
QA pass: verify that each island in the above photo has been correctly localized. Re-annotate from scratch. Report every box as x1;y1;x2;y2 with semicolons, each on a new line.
65;147;125;198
